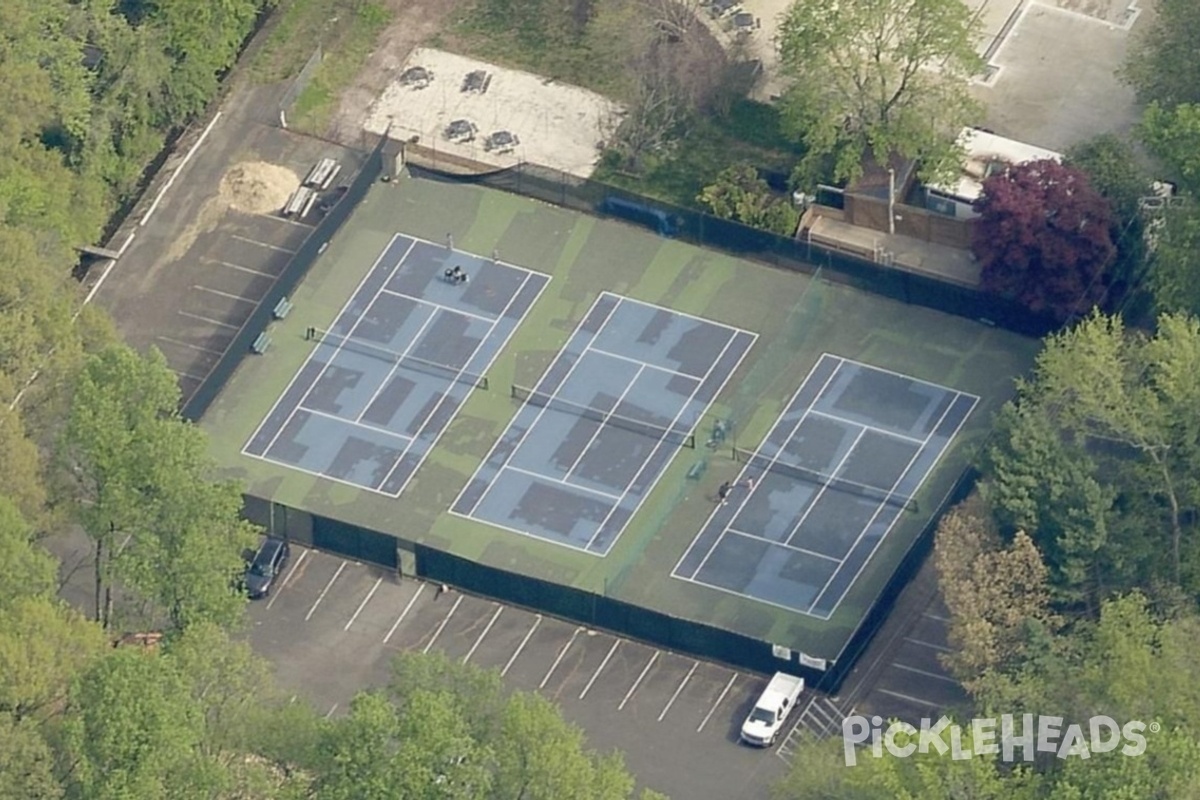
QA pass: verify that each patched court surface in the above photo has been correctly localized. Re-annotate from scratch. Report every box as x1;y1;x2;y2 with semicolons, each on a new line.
201;174;1040;662
452;292;755;555
243;234;547;496
673;353;978;619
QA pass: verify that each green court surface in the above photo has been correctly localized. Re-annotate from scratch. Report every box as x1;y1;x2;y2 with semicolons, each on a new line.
201;175;1039;661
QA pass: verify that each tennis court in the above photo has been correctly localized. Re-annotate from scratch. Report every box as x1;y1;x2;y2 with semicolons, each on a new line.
242;233;549;495
452;292;757;555
673;353;978;619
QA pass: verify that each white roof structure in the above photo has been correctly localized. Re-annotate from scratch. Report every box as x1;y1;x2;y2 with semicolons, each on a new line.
930;128;1063;203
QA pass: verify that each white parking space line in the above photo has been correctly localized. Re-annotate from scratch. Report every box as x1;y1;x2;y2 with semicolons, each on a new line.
876;688;944;709
698;672;737;732
463;605;503;664
904;637;952;653
173;368;207;383
422;595;463;654
266;549;309;610
256;212;312;229
324;703;338;719
502;615;542;677
178;310;240;330
383;583;425;644
619;650;660;710
344;577;383;631
539;627;583;689
192;284;259;304
923;612;951;623
892;662;959;684
305;560;347;621
157;336;223;357
580;640;620;700
207;258;276;278
658;660;699;722
232;234;297;254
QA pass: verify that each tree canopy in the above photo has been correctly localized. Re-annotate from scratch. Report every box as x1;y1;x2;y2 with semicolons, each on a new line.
1121;0;1200;109
775;0;982;188
972;160;1116;320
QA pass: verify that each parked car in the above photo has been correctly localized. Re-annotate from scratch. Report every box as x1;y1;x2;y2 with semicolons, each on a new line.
244;536;290;599
740;672;804;746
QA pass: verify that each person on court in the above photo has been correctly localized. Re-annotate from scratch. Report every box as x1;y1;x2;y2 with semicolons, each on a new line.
718;481;732;505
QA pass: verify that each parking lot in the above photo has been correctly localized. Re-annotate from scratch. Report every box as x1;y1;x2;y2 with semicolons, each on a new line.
248;545;788;799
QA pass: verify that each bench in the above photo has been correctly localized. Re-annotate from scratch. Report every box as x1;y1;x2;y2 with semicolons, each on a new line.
251;332;271;354
686;460;707;480
272;297;293;320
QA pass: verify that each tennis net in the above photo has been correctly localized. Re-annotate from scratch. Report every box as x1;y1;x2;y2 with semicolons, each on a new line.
512;384;695;448
305;327;489;390
732;447;917;512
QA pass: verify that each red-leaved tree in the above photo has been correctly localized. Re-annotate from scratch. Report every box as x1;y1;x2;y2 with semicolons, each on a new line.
972;159;1116;320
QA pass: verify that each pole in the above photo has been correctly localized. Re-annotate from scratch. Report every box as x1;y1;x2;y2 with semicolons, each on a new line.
888;167;896;235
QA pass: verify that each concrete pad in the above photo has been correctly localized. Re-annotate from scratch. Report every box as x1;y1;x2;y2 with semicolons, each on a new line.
365;48;623;178
973;2;1139;151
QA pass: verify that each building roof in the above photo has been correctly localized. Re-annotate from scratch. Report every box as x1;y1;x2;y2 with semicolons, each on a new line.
930;128;1062;203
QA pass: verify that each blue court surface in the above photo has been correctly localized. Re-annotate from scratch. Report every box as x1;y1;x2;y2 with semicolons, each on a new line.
452;292;757;555
243;234;549;496
673;353;978;619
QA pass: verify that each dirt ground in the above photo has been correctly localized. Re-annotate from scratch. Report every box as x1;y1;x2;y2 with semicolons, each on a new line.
327;0;469;144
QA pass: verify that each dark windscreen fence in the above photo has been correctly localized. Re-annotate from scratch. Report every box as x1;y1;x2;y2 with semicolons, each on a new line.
732;447;917;512
181;139;386;421
306;327;489;390
512;384;696;449
404;154;1058;339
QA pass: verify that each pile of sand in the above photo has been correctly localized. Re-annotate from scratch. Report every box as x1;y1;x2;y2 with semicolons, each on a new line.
220;162;300;214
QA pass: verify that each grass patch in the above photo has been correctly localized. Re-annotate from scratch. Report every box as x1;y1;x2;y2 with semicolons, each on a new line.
284;3;391;134
593;100;804;210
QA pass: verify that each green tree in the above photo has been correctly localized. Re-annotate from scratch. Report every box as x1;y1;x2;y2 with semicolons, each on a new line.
0;715;61;800
1121;0;1200;108
60;345;255;630
0;499;56;606
776;0;982;188
0;597;107;721
698;162;799;234
1146;203;1200;316
1139;102;1200;194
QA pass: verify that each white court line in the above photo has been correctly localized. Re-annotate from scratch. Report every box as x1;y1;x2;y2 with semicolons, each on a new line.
779;427;866;547
191;284;258;304
904;637;952;653
836;355;981;401
266;548;309;610
305;561;347;621
580;640;621;699
689;356;845;579
456;294;623;518
584;326;752;553
698;672;738;732
353;310;439;424
243;448;396;495
178;310;239;330
344;577;383;631
380;288;498;324
892;663;960;684
725;527;842;563
658;661;698;722
298;406;413;446
805;408;925;445
540;627;583;689
422;594;463;654
604;291;753;336
502;615;542;676
585;344;701;381
383;269;550;499
619;651;660;710
813;392;979;617
445;507;606;558
463;605;503;664
383;583;425;644
563;363;645;480
156;336;223;357
875;688;945;709
259;239;416;457
231;234;296;254
140;111;221;228
498;465;624;502
207;258;275;278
